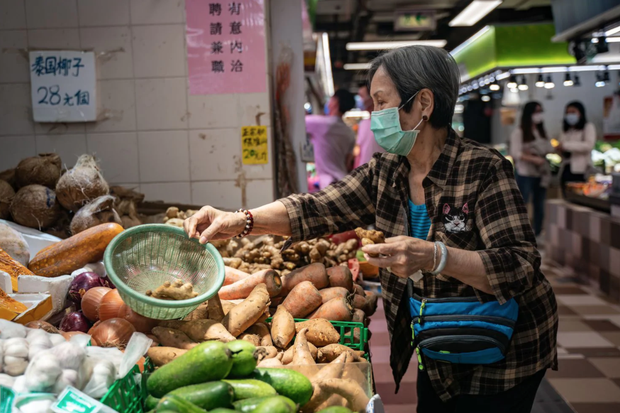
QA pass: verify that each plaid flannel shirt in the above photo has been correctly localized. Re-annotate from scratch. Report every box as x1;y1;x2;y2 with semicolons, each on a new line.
279;129;558;401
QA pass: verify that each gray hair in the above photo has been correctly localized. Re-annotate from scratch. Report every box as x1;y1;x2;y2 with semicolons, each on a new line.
368;46;460;128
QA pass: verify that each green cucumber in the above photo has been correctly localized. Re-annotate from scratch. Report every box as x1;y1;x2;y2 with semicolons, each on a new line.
251;367;313;406
227;340;258;378
148;341;233;398
223;379;276;401
232;396;273;412
253;396;297;413
168;381;234;410
145;395;160;410
156;394;206;412
210;409;238;413
318;407;353;413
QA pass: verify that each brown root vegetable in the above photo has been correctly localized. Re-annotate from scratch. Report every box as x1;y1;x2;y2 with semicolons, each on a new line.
221;300;236;315
160;319;236;343
256;346;278;361
319;287;351;304
223;257;242;269
15;153;61;189
317;344;365;363
292;328;318;376
0;223;30;266
10;185;62;229
25;320;60;334
271;305;295;348
326;266;354;292
301;353;349;413
295;319;340;347
354;228;384;244
207;294;225;322
257;353;283;367
362;292;379;316
281;342;318;364
0;180;15;220
0;169;16;190
281;280;322;318
146;279;198;300
219;270;281;299
56;154;109;211
310;297;353;322
240;333;261;346
221;283;271;336
70;195;122;235
151;326;198;350
353;284;365;297
224;266;251;286
280;263;329;296
316;378;370;412
351;294;367;312
352;309;366;324
245;322;273;347
183;302;209;321
147;347;188;366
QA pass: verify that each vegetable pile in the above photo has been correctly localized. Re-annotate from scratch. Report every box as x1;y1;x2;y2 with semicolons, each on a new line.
145;337;370;413
0;153;146;238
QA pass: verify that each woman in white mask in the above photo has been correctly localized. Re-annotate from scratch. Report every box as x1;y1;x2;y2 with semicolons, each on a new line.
558;101;596;196
184;46;557;413
509;101;553;239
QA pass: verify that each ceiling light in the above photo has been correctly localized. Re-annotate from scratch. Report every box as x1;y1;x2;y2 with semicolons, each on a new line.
518;76;528;90
595;80;605;87
511;68;543;74
510;87;518;93
320;33;335;96
496;72;510;80
489;83;500;91
605;37;620;43
343;110;370;119
481;95;491;102
535;74;545;88
450;26;491;56
449;1;503;27
343;63;371;71
345;40;447;51
507;75;517;89
592;38;599;43
544;75;555;89
563;73;573;87
606;25;620;37
455;104;464;114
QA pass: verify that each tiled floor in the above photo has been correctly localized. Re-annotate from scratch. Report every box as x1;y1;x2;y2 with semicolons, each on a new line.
368;258;620;413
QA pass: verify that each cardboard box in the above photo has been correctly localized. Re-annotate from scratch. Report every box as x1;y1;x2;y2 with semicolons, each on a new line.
0;293;52;323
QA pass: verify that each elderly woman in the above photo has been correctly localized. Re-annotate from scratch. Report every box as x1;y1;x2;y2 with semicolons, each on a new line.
185;46;558;413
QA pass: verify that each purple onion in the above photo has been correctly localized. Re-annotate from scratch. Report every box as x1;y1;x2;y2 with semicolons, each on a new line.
68;272;111;307
59;311;90;333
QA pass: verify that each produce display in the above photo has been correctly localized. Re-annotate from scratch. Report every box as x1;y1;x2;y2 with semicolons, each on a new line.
146;279;199;300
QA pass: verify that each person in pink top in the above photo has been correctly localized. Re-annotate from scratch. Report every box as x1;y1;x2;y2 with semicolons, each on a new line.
354;83;385;168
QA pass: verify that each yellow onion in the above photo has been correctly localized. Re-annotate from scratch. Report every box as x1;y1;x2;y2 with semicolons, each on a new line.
90;318;135;349
25;320;60;334
98;289;124;321
82;287;111;321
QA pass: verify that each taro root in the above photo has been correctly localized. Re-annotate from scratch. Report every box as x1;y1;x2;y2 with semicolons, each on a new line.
10;185;62;229
70;195;122;235
0;180;15;220
15;153;62;189
56;155;109;211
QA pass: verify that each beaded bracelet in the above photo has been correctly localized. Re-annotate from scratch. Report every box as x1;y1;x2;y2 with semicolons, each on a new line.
236;209;254;238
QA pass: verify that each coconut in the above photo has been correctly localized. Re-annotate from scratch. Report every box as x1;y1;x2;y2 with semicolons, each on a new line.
70;195;122;235
15;153;62;189
0;169;16;190
0;223;30;266
45;210;72;239
56;155;109;211
0;180;15;220
10;185;62;229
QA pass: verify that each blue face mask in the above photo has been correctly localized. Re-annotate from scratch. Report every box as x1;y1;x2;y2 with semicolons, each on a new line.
370;92;425;156
565;113;580;126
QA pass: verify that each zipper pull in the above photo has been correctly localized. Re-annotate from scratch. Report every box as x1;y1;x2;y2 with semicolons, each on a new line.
419;299;427;324
416;347;424;370
411;320;415;345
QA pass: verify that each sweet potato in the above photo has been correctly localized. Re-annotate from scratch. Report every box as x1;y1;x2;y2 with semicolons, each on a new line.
246;322;272;347
281;281;322;318
292;328;315;366
271;305;295;348
151;326;198;350
326;266;354;292
319;287;350;304
316;378;370;412
310;297;353;322
219;270;282;299
222;283;271;336
183;302;209;321
221;300;236;315
352;309;366;324
241;333;260;346
207;294;226;322
258;353;283;367
256;346;278;361
147;347;188;366
280;263;329;296
281;342;318;364
317;344;364;363
295;319;340;347
160;319;236;343
301;352;348;413
224;266;251;285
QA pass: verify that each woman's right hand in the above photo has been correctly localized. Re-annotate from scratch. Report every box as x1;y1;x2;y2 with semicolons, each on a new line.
183;206;246;244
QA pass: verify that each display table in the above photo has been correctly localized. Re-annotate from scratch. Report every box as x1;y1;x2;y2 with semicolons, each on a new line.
545;199;620;301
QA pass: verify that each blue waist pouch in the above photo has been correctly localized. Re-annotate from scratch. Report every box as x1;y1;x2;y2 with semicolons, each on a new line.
407;279;518;366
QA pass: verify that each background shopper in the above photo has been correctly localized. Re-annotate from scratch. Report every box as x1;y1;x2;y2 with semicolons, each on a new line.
558;101;597;196
354;83;385;168
510;101;553;238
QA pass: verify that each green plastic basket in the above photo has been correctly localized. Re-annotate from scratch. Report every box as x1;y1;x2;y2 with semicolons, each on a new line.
104;224;225;320
101;358;154;413
266;318;369;352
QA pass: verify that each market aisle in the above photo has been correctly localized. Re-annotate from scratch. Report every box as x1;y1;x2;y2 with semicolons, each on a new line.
368;258;620;413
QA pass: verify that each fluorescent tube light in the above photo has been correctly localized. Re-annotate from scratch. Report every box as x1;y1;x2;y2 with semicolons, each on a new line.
489;84;500;91
343;110;370;119
511;68;542;74
449;1;503;27
606;37;620;43
345;40;447;50
606;25;620;37
450;26;491;56
343;63;371;71
321;33;334;96
496;72;510;80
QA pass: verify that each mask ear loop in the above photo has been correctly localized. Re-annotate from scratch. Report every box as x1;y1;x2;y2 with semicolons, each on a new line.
398;91;419;111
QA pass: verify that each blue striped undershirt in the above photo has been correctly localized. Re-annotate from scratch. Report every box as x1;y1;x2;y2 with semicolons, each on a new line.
408;199;431;240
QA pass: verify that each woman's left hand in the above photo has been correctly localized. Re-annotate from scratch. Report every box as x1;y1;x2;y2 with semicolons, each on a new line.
362;236;435;278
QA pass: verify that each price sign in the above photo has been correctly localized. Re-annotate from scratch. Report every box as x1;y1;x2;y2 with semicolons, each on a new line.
241;126;268;165
29;51;97;122
51;387;109;413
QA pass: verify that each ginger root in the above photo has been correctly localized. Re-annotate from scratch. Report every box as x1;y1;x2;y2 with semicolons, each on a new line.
355;228;385;258
146;279;199;300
